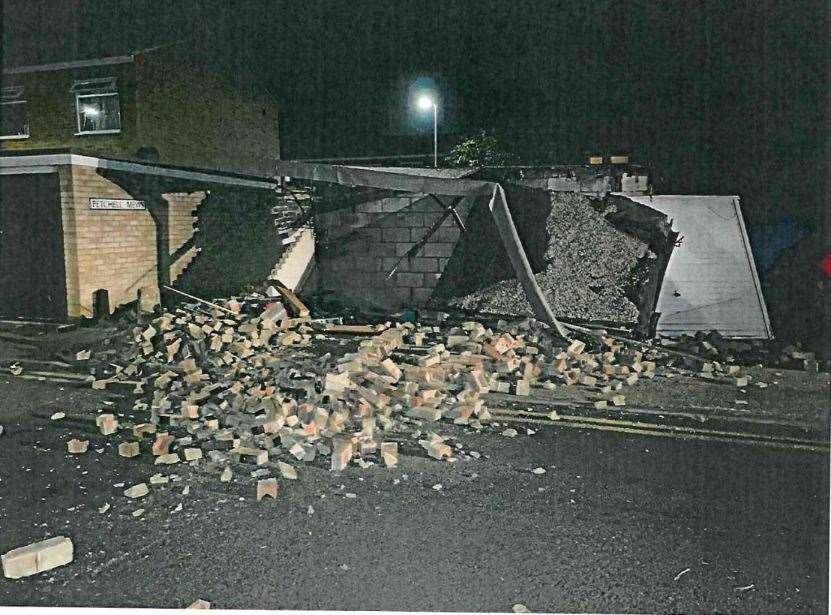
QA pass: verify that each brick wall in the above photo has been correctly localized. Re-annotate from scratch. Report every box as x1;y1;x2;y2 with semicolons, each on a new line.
314;194;474;309
134;46;280;177
2;45;278;178
61;165;204;317
1;62;137;157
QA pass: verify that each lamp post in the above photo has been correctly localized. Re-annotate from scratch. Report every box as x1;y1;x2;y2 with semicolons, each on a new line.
417;95;438;168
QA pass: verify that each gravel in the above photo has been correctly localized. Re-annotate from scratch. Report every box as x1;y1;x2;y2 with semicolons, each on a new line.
445;192;650;323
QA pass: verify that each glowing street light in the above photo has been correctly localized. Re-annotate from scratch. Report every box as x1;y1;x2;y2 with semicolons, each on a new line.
417;94;438;168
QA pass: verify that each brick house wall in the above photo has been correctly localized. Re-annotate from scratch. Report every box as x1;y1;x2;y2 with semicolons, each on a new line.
133;45;279;177
2;44;279;177
60;164;205;317
1;62;137;157
314;194;475;309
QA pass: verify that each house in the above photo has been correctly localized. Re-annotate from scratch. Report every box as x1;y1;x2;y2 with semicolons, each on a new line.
0;45;290;322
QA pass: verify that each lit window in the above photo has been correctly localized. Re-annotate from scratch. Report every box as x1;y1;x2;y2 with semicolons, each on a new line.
1;86;29;139
71;78;121;135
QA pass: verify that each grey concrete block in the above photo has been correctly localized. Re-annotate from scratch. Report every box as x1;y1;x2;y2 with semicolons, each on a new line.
395;242;415;256
355;257;381;272
403;213;425;227
376;215;400;228
355;200;386;214
392;287;412;303
362;227;383;242
375;243;396;257
395;272;423;287
434;227;460;242
383;228;411;243
409;258;438;273
382;197;413;213
423;243;455;258
411;197;444;214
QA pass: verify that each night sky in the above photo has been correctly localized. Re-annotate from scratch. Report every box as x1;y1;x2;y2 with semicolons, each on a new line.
2;0;828;231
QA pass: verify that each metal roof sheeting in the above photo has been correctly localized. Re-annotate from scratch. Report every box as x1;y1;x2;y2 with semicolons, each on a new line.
620;194;773;339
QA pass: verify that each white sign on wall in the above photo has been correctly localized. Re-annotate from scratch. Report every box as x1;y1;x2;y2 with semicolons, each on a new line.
89;198;146;210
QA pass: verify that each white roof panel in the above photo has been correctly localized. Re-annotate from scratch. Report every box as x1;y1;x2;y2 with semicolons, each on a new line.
620;195;773;339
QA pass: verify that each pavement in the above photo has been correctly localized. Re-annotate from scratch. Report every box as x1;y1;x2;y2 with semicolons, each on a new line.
0;370;828;613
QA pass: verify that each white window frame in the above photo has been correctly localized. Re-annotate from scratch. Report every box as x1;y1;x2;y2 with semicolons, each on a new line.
74;82;121;136
1;86;29;140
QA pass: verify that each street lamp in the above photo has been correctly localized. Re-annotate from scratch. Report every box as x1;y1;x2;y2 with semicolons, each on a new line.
417;94;438;168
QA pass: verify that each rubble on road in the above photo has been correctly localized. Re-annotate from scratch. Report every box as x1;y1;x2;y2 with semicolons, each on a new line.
2;536;74;579
124;483;149;499
188;599;211;609
656;330;826;372
67;439;89;454
24;276;802;518
257;478;278;501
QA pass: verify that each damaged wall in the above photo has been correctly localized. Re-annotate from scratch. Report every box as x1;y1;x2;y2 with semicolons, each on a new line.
17;162;287;320
171;188;286;300
61;165;204;317
312;193;475;309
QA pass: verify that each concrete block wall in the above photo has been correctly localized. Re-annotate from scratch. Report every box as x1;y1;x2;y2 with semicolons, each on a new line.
314;194;474;309
61;165;203;317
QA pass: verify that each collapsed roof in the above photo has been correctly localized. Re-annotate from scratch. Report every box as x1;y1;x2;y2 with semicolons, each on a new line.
276;162;677;338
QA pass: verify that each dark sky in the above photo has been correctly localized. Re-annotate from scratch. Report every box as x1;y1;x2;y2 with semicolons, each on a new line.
2;0;828;228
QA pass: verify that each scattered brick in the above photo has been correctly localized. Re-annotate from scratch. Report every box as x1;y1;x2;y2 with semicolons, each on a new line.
2;536;73;579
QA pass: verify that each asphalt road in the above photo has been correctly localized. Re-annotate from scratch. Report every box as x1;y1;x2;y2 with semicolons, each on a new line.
0;374;827;613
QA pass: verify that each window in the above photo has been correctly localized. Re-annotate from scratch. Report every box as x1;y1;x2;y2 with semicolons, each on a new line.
1;86;29;139
71;78;121;135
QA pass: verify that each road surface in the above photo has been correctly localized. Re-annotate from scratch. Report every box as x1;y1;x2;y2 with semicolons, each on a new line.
0;375;827;613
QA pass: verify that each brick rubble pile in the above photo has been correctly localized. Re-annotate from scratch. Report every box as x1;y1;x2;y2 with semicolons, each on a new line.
58;284;771;504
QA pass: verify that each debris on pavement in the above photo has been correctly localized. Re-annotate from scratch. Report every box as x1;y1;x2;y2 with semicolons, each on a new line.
118;442;140;458
123;483;149;499
277;461;298;480
187;599;211;609
512;604;531;613
2;536;74;579
673;567;691;581
66;439;89;454
6;271;817;528
256;478;278;501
